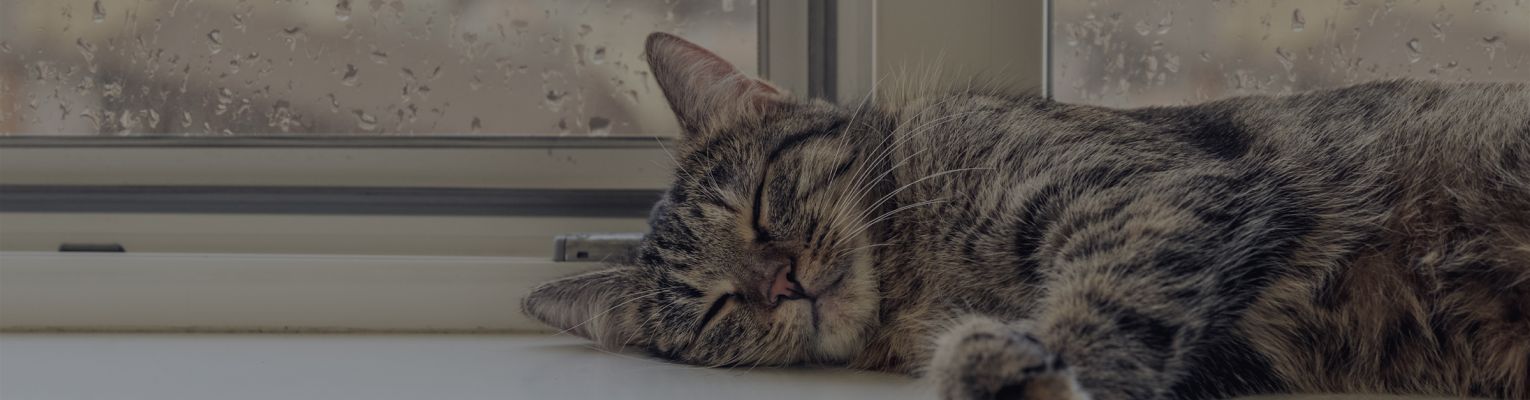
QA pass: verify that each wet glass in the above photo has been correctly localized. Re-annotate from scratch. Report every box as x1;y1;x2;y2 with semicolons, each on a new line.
1053;0;1530;107
0;0;757;136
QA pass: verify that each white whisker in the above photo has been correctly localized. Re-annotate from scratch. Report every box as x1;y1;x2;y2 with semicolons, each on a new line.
551;288;666;340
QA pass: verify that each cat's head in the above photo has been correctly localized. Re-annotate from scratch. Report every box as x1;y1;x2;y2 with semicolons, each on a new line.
523;33;885;366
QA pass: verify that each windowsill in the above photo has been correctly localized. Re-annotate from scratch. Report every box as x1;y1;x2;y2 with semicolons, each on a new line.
0;333;1460;400
0;333;926;399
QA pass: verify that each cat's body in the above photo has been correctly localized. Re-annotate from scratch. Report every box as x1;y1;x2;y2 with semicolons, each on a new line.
525;33;1530;400
850;80;1530;399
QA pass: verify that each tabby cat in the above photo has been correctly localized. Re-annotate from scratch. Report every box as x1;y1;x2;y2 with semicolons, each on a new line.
524;32;1530;400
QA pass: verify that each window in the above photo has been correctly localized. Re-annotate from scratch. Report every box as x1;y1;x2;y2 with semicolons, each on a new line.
0;1;1049;332
1;0;756;136
0;0;770;261
0;0;768;332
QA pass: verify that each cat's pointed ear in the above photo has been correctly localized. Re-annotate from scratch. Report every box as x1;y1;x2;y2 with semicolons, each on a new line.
645;32;782;139
522;266;641;348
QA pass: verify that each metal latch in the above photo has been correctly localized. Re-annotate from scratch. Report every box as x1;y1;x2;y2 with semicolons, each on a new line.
554;232;644;263
58;243;126;252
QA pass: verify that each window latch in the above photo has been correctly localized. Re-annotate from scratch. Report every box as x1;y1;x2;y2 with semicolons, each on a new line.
553;232;643;263
58;243;126;252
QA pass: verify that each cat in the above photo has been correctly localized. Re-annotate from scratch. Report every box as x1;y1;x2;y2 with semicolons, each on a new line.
524;32;1530;400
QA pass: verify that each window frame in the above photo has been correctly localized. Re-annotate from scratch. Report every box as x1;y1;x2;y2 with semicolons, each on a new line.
0;0;1052;332
0;0;888;254
0;1;855;333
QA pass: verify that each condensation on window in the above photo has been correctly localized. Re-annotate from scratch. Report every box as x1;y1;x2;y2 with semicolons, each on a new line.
0;0;756;136
1053;0;1530;108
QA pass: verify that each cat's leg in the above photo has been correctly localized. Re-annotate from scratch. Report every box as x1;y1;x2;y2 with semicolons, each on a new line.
931;171;1313;400
929;316;1088;400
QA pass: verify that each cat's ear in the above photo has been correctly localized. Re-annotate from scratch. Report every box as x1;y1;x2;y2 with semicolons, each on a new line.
522;266;640;348
645;32;783;139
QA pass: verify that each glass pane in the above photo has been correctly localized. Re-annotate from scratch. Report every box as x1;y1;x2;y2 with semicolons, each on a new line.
1053;0;1530;107
0;0;756;136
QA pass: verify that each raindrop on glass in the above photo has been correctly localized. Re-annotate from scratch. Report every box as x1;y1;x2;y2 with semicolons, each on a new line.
543;90;565;112
1290;9;1306;32
341;64;360;86
1481;35;1505;60
280;27;304;51
335;0;353;22
92;0;106;23
268;100;299;132
1274;47;1295;73
401;104;418;123
353;109;377;131
80;110;100;130
1406;38;1423;63
147;109;162;129
215;88;235;115
470;116;482;133
588;117;612;135
1134;20;1153;36
207;30;224;55
75;38;96;62
102;81;123;99
592;47;607;65
1431;22;1449;41
1428;61;1460;75
119;110;139;132
1156;11;1173;35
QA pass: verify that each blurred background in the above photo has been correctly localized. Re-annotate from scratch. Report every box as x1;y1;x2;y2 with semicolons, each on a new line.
0;0;755;136
1053;0;1530;107
1;0;1527;136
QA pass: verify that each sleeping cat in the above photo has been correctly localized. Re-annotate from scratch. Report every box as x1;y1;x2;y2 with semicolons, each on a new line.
524;32;1530;400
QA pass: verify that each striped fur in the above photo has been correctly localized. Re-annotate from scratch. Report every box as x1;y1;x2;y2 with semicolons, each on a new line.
524;33;1530;400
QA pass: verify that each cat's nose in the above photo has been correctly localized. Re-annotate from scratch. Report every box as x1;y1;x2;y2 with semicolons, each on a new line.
766;262;808;307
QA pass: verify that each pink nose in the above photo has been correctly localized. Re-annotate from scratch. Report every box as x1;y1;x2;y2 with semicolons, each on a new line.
767;263;808;306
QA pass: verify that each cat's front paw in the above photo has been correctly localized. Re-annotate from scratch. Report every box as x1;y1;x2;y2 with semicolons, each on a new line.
928;317;1090;400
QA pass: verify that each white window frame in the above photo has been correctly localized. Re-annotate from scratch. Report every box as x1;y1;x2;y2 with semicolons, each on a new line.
0;0;1050;333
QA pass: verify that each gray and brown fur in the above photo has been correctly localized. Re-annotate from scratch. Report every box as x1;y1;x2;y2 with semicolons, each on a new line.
524;32;1530;400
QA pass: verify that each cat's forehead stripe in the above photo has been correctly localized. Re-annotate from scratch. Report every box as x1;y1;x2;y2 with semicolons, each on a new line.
765;120;848;163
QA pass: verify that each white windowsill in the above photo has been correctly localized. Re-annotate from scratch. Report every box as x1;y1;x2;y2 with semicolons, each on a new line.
0;333;929;400
0;333;1448;400
0;251;1462;400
